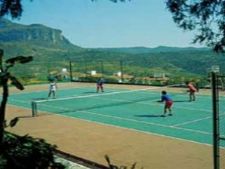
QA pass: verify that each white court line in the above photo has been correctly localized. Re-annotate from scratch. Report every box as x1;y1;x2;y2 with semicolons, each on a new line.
34;87;160;103
26;98;214;136
10;86;89;95
77;110;212;135
77;109;224;138
172;112;225;127
28;97;213;136
11;97;225;137
91;95;212;112
36;108;216;147
8;87;225;147
9;99;225;147
10;93;212;113
10;90;213;120
11;87;219;123
8;103;225;149
172;116;212;127
9;90;221;135
9;87;158;104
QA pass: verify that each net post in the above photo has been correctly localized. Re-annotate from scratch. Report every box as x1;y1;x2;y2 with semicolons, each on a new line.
31;101;37;117
211;72;220;169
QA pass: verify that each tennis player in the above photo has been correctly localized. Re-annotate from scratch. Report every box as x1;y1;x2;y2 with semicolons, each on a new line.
48;80;57;99
96;78;104;93
159;90;173;117
186;81;197;101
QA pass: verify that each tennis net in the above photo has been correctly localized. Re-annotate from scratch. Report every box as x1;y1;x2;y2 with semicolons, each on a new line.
31;87;161;116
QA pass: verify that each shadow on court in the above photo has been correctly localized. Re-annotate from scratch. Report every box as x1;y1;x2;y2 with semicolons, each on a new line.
173;100;189;102
154;100;189;103
134;114;163;118
32;98;48;101
81;91;98;94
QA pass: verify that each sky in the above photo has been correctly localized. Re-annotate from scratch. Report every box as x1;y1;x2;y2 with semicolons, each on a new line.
8;0;203;48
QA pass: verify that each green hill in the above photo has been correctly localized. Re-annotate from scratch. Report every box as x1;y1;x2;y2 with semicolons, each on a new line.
0;18;224;85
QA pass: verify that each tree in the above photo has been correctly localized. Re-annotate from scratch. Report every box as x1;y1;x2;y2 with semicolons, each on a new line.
166;0;225;53
0;0;23;18
1;133;65;169
0;49;33;143
0;49;66;169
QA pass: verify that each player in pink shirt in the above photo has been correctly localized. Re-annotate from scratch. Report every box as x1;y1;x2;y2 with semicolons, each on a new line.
186;81;197;101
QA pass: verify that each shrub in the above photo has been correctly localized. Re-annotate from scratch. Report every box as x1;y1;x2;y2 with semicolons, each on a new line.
0;132;65;169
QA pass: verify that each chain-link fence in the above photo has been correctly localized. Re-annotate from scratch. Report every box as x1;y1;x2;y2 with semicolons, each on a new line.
10;61;71;84
69;59;209;87
10;59;211;87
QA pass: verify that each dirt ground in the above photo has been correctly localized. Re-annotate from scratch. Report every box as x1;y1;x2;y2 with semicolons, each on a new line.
5;82;224;169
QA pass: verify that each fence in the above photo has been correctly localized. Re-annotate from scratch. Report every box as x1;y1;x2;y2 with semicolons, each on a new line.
11;61;71;84
69;59;208;86
11;59;210;87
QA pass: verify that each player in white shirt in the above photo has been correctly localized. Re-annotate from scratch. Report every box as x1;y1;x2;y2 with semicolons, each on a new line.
48;81;57;99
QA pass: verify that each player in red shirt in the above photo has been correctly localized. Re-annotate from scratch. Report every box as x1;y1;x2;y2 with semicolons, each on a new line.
186;81;197;101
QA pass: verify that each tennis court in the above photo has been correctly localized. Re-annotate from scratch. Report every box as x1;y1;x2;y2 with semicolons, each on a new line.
8;84;225;148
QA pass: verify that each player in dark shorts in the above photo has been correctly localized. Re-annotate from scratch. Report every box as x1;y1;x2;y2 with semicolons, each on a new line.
159;90;173;117
96;78;104;93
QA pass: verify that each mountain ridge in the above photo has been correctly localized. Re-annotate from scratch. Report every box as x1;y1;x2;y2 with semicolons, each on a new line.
0;18;224;84
0;18;209;53
92;45;209;54
0;18;81;49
